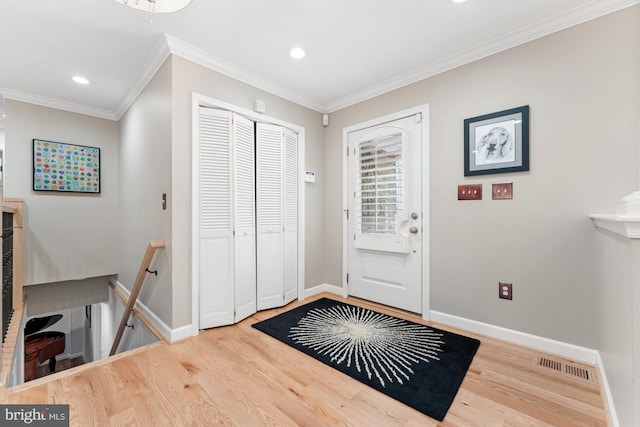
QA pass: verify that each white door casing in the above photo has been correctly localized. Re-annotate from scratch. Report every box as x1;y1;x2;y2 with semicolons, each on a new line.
345;109;427;314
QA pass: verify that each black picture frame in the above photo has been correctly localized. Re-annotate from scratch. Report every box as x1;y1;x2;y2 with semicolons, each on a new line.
33;139;101;193
464;105;529;176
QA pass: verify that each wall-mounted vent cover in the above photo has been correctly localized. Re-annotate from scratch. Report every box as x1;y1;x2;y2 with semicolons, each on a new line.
536;356;595;383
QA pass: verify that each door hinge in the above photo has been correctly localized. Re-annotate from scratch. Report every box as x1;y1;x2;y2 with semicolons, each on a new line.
344;209;349;220
233;230;236;236
353;234;356;241
346;146;349;156
346;273;349;284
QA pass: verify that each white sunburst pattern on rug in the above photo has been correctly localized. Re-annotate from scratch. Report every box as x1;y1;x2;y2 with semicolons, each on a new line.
288;304;445;388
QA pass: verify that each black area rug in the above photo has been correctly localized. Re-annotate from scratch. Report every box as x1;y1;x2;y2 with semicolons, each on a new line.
252;298;480;421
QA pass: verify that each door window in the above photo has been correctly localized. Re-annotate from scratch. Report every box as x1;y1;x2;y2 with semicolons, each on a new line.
357;133;404;235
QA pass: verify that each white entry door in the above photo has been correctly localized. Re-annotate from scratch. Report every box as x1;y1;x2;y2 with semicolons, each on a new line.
346;113;423;313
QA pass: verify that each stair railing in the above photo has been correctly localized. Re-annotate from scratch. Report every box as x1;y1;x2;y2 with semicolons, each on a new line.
110;240;165;356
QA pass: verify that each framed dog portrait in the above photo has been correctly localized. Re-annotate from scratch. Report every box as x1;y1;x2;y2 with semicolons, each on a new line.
464;105;529;176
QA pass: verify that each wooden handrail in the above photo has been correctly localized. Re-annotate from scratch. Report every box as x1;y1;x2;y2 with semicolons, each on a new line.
110;240;165;356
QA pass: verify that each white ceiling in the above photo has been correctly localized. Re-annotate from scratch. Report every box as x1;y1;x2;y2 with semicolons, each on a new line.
0;0;637;120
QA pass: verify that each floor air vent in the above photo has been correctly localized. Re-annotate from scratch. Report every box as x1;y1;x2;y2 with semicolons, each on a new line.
538;357;562;372
565;364;591;381
536;356;594;383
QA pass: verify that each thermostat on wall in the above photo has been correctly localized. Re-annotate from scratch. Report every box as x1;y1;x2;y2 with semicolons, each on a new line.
305;171;316;183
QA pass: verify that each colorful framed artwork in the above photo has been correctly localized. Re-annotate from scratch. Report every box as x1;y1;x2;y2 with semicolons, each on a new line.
464;105;530;176
33;139;101;193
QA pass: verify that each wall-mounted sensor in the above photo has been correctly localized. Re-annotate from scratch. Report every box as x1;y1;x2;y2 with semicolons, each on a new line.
253;100;266;114
305;171;316;183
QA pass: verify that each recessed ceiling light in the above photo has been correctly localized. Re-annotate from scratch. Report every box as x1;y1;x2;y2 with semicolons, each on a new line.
72;75;90;85
289;46;306;60
452;0;467;3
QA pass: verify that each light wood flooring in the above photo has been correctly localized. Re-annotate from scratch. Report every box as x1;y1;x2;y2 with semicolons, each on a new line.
4;293;609;426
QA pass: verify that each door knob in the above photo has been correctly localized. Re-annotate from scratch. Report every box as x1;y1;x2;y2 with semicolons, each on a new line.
411;212;419;220
409;226;418;234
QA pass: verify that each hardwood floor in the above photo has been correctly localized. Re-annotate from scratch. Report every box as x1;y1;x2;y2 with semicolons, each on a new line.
5;293;609;426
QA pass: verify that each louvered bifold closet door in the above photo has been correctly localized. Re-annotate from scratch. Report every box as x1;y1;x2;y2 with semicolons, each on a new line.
256;123;285;310
282;128;298;305
232;113;257;322
198;108;234;328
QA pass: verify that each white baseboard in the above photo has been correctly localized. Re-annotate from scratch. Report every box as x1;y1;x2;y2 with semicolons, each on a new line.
595;351;620;427
170;324;193;343
303;283;343;299
430;310;598;365
113;280;191;344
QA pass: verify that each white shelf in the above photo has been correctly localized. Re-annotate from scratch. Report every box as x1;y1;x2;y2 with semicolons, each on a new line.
590;214;640;239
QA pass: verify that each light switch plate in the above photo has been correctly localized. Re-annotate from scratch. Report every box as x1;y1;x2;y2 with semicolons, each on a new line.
492;182;513;200
458;184;482;200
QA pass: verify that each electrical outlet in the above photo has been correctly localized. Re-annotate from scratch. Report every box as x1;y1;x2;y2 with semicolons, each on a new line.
458;184;482;200
492;183;513;200
499;282;512;300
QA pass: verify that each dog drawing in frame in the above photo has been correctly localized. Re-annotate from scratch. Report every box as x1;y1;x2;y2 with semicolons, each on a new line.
475;126;514;163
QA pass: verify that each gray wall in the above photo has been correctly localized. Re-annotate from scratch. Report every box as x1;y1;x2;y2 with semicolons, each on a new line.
118;59;173;325
23;276;109;316
324;6;640;348
4;100;119;285
170;55;325;328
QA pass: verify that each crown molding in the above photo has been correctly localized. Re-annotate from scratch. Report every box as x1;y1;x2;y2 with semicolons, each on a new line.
0;36;170;122
113;36;172;120
0;87;117;121
164;34;325;113
1;0;637;119
324;0;640;112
